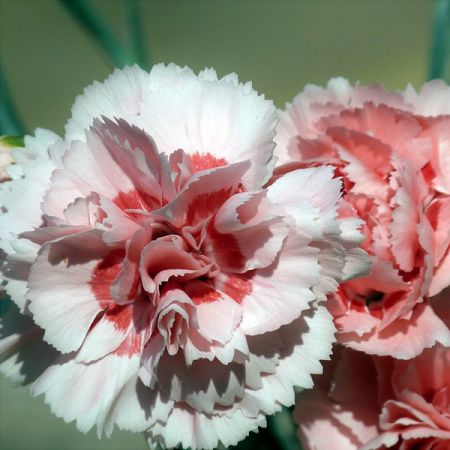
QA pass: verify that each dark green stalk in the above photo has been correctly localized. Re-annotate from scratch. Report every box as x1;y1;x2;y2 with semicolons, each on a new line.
267;407;303;450
0;63;26;136
428;0;450;80
126;0;150;69
58;0;129;68
0;298;13;317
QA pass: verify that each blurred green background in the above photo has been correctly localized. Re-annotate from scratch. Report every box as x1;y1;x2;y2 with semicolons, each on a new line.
1;0;435;135
0;0;436;449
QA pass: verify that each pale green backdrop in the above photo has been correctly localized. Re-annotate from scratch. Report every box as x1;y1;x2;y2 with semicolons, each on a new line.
0;0;434;449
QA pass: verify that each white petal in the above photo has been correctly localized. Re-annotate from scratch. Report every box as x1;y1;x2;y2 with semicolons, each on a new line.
66;63;277;190
28;233;107;353
156;352;245;414
31;353;140;436
146;403;267;450
0;300;58;386
240;232;320;335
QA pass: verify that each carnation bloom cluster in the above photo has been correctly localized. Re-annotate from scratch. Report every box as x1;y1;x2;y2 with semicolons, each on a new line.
0;64;369;449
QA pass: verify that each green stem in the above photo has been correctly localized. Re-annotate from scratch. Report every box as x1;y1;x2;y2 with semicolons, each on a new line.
58;0;129;68
0;63;26;136
267;407;303;450
126;0;150;69
0;297;13;317
429;0;450;80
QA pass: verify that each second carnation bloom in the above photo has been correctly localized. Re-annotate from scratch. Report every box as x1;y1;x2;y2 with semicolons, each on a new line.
275;78;450;360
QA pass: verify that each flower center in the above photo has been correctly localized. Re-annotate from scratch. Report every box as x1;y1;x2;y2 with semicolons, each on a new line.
365;290;384;305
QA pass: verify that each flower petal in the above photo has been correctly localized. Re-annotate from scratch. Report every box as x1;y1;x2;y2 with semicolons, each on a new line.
31;353;140;436
28;231;109;353
0;300;58;386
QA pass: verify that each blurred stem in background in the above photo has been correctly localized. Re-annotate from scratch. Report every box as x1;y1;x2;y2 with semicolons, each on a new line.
231;407;302;450
429;0;450;81
58;0;129;67
0;0;150;136
58;0;149;69
0;63;26;136
267;407;303;450
127;0;150;69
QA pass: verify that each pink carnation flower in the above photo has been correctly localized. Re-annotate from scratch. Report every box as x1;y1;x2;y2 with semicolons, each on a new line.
275;78;450;359
295;341;450;450
0;65;367;449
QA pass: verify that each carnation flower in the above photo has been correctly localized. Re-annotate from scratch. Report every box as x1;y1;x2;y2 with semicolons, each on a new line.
275;78;450;359
295;340;450;450
0;64;367;449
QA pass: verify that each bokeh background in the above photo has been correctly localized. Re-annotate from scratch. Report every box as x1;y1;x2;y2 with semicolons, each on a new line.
0;0;437;449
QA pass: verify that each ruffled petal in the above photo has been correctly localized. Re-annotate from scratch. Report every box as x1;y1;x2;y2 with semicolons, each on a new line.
28;231;109;353
31;353;140;436
0;300;58;386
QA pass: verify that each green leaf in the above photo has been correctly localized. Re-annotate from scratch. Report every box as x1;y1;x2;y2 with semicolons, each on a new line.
0;135;25;148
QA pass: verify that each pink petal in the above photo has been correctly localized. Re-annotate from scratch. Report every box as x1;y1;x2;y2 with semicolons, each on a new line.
110;227;152;305
296;390;373;450
157;160;250;228
331;130;391;200
139;237;209;296
339;303;450;359
75;300;150;363
389;169;423;273
92;117;172;206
